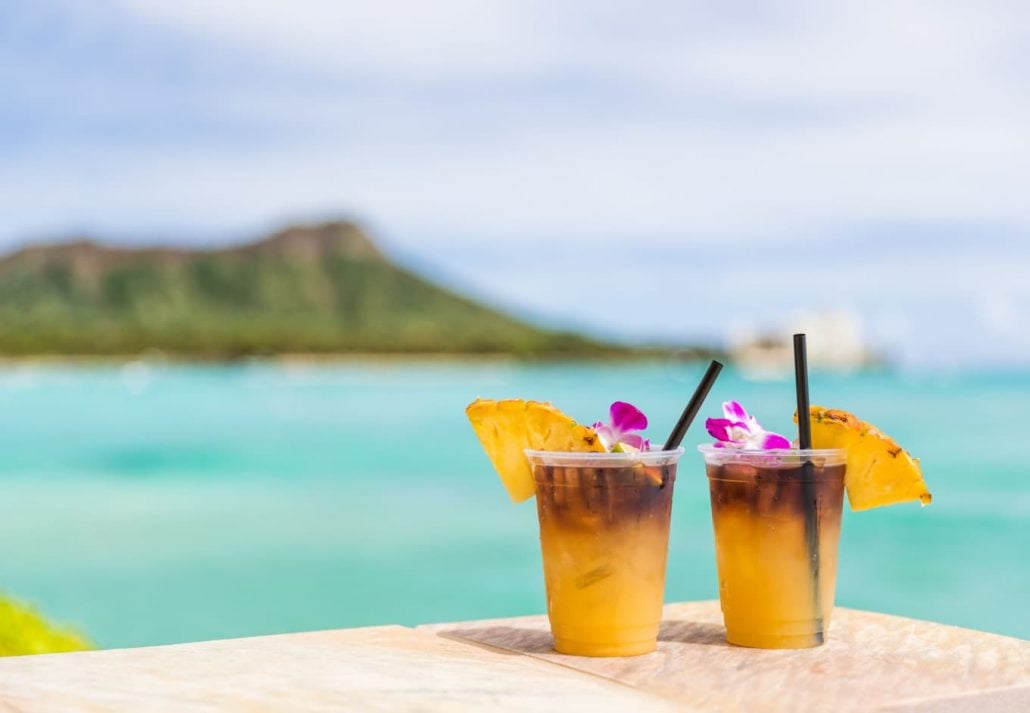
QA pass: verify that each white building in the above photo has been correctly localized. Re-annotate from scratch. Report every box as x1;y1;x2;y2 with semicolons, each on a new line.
728;310;875;377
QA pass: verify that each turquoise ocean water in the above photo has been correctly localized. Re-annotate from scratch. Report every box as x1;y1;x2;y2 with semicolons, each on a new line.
1;361;1027;648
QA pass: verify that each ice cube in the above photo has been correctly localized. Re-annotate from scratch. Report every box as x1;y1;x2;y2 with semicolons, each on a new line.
723;463;759;480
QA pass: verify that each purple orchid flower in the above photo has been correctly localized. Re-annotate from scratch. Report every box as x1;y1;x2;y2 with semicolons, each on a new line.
705;401;792;450
593;401;651;452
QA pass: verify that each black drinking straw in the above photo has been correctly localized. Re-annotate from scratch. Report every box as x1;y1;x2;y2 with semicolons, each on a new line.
794;334;812;451
664;359;723;450
793;333;822;643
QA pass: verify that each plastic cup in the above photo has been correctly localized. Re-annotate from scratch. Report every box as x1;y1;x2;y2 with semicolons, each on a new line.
525;447;683;657
700;445;847;649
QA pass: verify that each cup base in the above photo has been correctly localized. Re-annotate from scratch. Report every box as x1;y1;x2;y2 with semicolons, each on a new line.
553;637;657;657
725;627;827;649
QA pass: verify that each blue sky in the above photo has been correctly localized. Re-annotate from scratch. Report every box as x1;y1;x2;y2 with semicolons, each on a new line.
2;1;1029;367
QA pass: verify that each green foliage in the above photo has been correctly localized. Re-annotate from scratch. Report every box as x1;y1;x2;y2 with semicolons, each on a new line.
0;223;633;359
0;596;92;657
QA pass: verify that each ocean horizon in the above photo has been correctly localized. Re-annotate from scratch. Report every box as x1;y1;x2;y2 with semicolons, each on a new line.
1;360;1026;648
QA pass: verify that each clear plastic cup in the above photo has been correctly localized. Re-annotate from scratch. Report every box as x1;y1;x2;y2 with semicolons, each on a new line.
700;445;847;649
525;447;683;656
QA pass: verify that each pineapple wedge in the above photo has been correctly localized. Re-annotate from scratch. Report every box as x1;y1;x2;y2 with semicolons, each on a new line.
799;406;932;512
466;398;604;503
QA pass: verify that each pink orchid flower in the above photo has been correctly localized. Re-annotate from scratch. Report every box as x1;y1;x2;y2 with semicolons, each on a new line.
705;401;792;450
593;401;651;452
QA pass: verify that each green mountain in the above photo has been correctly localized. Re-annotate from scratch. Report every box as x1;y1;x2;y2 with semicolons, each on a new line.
0;221;625;358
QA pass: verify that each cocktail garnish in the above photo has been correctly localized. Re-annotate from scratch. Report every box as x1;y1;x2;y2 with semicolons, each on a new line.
466;399;604;502
593;401;651;452
802;406;932;510
705;401;792;449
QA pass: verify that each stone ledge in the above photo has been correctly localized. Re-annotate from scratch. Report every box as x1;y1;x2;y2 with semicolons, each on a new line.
0;602;1026;712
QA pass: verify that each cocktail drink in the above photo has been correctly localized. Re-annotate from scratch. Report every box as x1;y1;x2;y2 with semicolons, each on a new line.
526;449;682;656
466;398;680;656
467;398;682;656
700;445;846;649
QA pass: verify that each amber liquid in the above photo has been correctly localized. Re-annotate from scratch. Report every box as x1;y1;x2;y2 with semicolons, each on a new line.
707;460;845;649
534;463;676;656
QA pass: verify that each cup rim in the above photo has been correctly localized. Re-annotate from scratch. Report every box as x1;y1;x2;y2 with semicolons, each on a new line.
698;443;847;466
524;445;684;466
700;445;844;457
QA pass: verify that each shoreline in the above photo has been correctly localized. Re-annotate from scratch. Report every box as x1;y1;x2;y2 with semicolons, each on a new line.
0;350;721;368
5;354;1023;376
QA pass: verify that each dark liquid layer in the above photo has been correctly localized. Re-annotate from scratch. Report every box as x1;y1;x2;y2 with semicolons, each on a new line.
534;464;676;530
707;462;845;520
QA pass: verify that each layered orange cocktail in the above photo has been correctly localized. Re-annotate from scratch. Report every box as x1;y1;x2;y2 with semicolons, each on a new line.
702;446;845;648
700;399;932;649
467;398;684;657
527;449;680;656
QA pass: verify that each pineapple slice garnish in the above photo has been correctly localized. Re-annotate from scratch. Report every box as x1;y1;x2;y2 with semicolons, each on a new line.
466;399;604;503
799;406;932;512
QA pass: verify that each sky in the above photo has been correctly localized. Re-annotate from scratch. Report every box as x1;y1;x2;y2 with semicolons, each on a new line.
2;0;1029;367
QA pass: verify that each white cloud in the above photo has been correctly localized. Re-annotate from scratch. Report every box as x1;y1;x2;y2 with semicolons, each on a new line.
112;0;567;78
111;1;1024;95
979;290;1025;338
0;0;1020;249
4;111;1027;250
